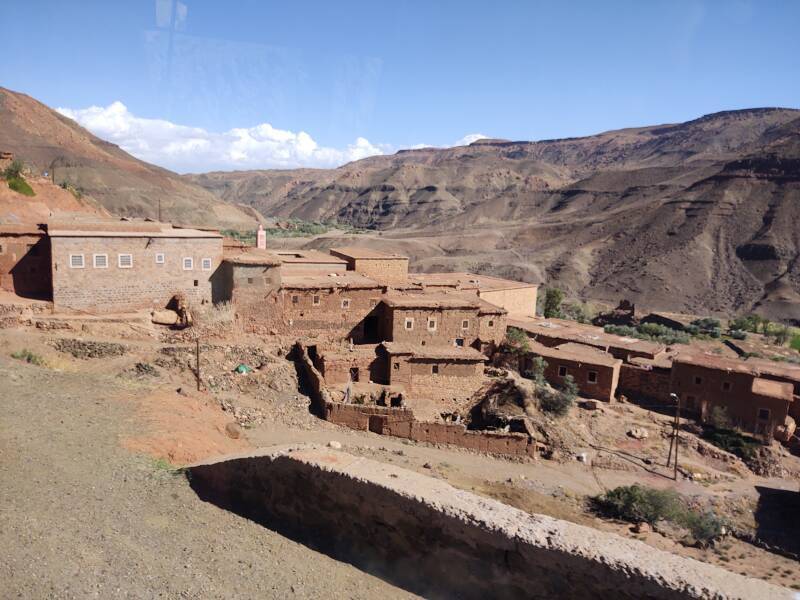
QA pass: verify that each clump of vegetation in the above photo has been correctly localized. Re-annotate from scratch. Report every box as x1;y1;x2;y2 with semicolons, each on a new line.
791;335;800;352
706;406;731;430
10;349;45;366
604;323;690;345
542;287;564;318
592;484;726;547
151;457;187;477
729;313;763;334
539;374;577;417
3;159;35;197
560;300;595;324
686;317;722;338
59;180;83;199
505;326;530;354
522;355;547;386
702;427;761;461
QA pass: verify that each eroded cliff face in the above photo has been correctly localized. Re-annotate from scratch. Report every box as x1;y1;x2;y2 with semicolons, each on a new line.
189;109;800;320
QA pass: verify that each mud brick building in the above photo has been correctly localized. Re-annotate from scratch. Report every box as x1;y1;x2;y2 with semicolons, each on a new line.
329;247;409;285
312;345;385;385
617;354;674;404
410;272;538;318
521;340;622;402
275;249;347;274
671;353;796;441
49;222;223;313
382;342;486;413
509;317;665;363
0;225;51;298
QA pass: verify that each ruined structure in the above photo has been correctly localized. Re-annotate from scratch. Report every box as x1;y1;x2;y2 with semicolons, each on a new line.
329;246;409;284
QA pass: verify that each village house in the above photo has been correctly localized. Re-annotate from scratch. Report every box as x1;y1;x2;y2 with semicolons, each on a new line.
329;246;410;285
520;340;622;403
509;317;665;363
670;353;796;441
0;224;50;299
410;272;538;317
48;221;223;313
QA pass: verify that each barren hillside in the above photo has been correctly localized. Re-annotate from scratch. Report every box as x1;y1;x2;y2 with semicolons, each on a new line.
0;87;259;229
189;109;800;321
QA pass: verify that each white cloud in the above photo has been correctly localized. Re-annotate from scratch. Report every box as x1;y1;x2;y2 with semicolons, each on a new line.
57;101;385;173
453;133;489;146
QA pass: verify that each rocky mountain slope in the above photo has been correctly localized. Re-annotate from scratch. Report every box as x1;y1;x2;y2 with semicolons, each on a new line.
190;109;800;320
0;87;259;229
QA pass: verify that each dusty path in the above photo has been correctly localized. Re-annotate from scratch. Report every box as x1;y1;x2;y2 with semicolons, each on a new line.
0;356;417;599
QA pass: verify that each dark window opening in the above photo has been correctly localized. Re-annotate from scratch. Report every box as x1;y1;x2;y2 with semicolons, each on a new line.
558;366;567;377
587;371;598;383
432;365;439;375
488;320;494;327
455;338;464;347
349;367;359;382
193;280;198;287
758;408;771;421
722;381;731;392
393;362;400;370
247;277;254;284
292;295;299;304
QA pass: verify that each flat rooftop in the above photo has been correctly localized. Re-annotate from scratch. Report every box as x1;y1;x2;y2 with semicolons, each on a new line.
47;220;221;238
274;250;348;265
382;292;481;310
675;353;800;382
510;317;665;356
0;224;45;235
752;377;794;401
330;247;409;261
410;272;538;292
223;249;282;266
382;342;486;361
528;340;621;368
281;272;382;290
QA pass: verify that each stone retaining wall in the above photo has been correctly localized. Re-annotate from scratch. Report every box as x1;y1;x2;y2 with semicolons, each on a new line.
188;445;790;600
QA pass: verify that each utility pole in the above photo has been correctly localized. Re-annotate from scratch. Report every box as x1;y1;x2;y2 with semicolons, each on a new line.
666;392;680;480
196;338;201;391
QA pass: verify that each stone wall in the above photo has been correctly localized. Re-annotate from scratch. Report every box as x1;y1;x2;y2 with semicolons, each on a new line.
477;312;506;346
480;286;537;318
188;445;790;600
347;257;409;284
618;363;671;404
388;306;480;347
0;233;51;298
50;236;222;313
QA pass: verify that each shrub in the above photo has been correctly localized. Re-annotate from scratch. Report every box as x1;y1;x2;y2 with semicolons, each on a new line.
539;374;576;417
691;317;721;332
593;485;683;525
729;330;747;340
706;406;731;430
523;355;547;386
605;323;690;345
10;349;45;366
791;335;800;352
2;158;23;179
505;327;530;354
592;484;726;547
702;427;760;461
561;301;594;324
543;288;564;318
7;175;35;197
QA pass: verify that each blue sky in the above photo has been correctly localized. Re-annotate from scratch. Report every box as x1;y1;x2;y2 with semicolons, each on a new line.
3;0;799;172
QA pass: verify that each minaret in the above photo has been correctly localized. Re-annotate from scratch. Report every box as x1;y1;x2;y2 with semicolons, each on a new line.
256;224;266;249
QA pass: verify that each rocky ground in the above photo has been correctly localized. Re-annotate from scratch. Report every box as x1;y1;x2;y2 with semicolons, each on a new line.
2;316;800;595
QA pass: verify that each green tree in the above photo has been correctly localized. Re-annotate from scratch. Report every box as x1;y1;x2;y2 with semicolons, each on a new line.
543;288;564;319
523;355;548;386
505;327;530;354
2;159;23;179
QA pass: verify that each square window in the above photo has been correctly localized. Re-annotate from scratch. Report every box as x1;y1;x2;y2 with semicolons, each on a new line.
247;277;254;284
155;253;165;264
292;295;299;305
193;279;199;287
182;257;193;270
558;365;567;378
427;318;437;331
201;258;212;271
393;362;400;370
587;370;598;384
757;408;771;421
488;320;494;327
118;254;133;268
461;319;469;329
341;299;351;309
432;365;439;375
455;338;464;347
404;318;414;330
694;376;703;385
722;381;731;392
69;254;84;268
313;295;321;306
93;254;108;268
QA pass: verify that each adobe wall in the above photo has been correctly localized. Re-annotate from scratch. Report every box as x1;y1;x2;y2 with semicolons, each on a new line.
671;362;788;438
479;286;537;318
618;364;671;404
50;236;222;313
350;257;409;284
319;351;386;385
188;445;790;600
477;312;506;346
389;306;479;347
0;233;51;298
521;352;620;402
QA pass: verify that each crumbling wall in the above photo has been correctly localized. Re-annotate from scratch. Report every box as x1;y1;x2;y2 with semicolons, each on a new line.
618;364;671;403
188;446;790;600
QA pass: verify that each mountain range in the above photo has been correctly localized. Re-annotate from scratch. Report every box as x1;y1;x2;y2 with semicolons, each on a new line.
2;85;798;321
188;108;800;321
